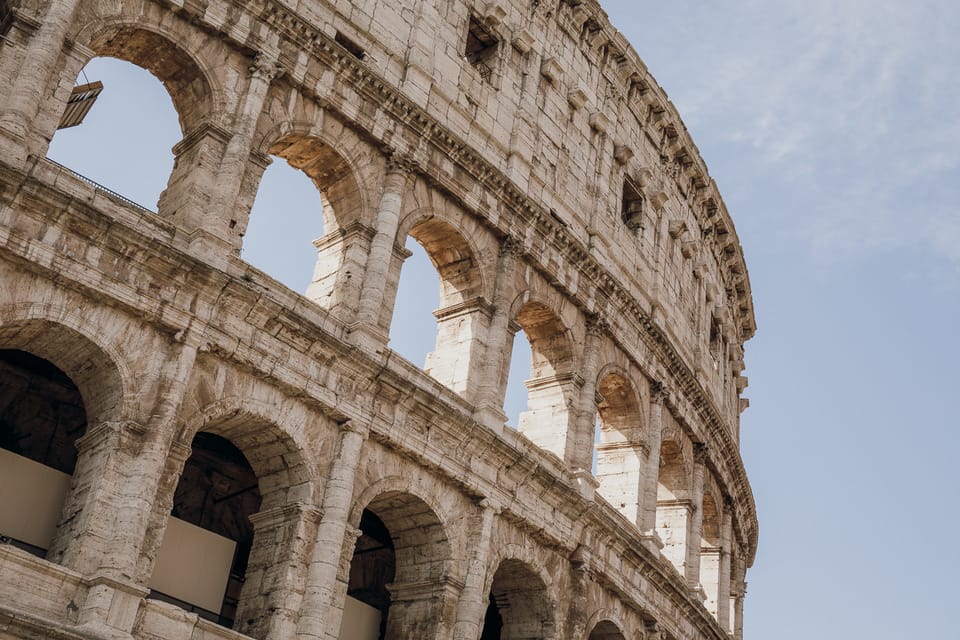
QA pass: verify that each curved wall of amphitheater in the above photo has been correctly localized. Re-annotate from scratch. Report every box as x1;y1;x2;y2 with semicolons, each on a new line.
0;0;758;638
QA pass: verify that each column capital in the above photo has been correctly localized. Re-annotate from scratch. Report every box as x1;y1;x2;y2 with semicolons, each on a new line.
693;441;709;464
477;497;502;515
385;149;417;176
649;379;666;403
585;312;610;337
249;51;282;81
339;418;370;438
499;234;525;258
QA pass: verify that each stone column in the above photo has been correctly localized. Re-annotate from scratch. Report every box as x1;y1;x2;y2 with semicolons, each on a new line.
717;498;734;632
639;381;664;545
733;574;746;640
297;421;369;640
685;443;707;590
473;236;523;431
451;499;498;640
51;341;197;635
208;52;280;253
425;297;493;404
27;39;92;160
565;314;607;473
239;503;321;640
351;155;412;348
0;0;83;163
564;545;591;640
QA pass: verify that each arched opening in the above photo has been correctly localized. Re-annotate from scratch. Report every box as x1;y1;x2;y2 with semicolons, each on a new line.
389;217;485;398
0;318;125;569
656;439;691;574
45;25;214;220
595;372;645;524
510;302;576;460
249;134;365;314
45;56;180;211
588;620;627;640
503;330;532;428
699;491;723;617
241;157;326;293
345;491;451;640
149;432;261;627
0;349;87;556
150;412;314;638
480;559;553;640
389;240;439;369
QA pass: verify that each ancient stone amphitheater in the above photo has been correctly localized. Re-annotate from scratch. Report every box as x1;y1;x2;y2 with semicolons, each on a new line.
0;0;758;638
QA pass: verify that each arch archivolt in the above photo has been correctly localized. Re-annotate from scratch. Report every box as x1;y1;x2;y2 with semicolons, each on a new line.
347;452;464;536
175;361;330;495
583;608;630;640
482;539;560;640
483;538;559;602
68;11;230;135
253;94;382;230
395;191;495;304
0;296;148;425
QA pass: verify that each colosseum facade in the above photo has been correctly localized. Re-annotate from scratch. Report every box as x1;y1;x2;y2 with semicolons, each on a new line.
0;0;759;638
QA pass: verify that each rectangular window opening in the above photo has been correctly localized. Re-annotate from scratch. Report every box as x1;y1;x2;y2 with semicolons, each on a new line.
335;31;366;60
465;16;498;83
622;177;644;232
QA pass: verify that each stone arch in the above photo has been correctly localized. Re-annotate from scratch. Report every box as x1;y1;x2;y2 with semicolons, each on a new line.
391;209;489;398
175;402;315;510
347;478;455;639
0;313;128;425
508;295;577;459
148;400;318;637
54;17;232;233
0;306;136;572
75;22;220;136
587;618;627;640
398;211;486;305
594;366;645;524
247;115;379;315
480;556;557;640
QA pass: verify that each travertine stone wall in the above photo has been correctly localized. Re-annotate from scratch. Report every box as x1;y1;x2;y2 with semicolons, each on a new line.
0;0;759;638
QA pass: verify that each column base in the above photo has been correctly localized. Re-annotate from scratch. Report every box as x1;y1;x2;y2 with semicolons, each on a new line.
345;322;390;355
77;573;149;638
0;122;30;170
182;229;234;272
570;468;599;501
638;530;665;553
473;404;507;435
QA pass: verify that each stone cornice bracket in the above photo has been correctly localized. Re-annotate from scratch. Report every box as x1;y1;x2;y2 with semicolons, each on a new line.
249;51;282;81
644;619;664;640
569;543;592;572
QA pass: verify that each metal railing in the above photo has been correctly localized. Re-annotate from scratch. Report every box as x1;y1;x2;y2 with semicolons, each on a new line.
41;157;156;214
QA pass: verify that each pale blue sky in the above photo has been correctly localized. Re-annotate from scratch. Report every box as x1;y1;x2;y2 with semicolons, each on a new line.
46;2;959;637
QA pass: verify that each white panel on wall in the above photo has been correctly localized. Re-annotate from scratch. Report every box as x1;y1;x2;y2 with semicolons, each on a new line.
339;595;381;640
0;448;72;549
149;517;237;614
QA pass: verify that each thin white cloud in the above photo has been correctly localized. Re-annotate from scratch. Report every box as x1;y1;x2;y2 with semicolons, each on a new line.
615;0;960;276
